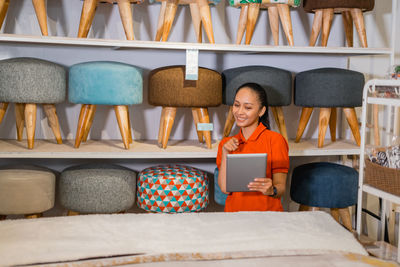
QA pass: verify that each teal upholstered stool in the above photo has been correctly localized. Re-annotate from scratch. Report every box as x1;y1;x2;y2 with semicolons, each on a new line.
69;61;142;149
213;167;228;206
290;162;358;231
0;57;66;149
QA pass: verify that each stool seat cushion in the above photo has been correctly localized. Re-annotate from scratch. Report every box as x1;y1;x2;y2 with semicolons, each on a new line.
303;0;374;13
0;57;66;103
290;162;358;208
0;165;56;215
149;0;220;5
222;65;292;106
137;164;209;213
294;68;364;107
68;61;143;105
148;66;222;107
59;164;136;214
213;167;228;206
230;0;300;8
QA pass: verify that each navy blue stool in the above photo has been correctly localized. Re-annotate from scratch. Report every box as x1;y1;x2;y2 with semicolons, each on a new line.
213;168;228;206
290;162;358;231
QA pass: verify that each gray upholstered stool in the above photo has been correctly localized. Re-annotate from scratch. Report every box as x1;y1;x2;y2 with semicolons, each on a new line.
0;57;66;149
0;165;56;220
59;164;136;215
294;68;364;148
222;66;292;141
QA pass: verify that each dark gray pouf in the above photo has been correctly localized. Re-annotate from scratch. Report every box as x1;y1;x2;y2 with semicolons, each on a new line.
59;164;136;214
222;66;292;106
294;68;364;107
0;57;66;103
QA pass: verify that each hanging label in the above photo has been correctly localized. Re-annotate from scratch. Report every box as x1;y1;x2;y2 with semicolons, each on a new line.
197;123;214;131
185;49;199;80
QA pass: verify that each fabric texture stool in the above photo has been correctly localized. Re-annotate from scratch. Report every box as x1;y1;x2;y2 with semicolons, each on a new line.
59;163;136;215
230;0;299;45
294;68;364;148
78;0;143;40
0;0;49;35
290;162;358;231
137;164;209;213
0;165;56;220
0;57;66;149
303;0;374;47
149;65;222;149
213;167;227;206
222;65;292;141
69;61;143;149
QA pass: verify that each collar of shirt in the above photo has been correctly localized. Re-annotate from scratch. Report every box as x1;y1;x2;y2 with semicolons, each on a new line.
237;123;267;144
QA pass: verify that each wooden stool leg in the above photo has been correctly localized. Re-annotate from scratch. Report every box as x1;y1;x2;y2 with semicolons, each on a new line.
25;103;36;149
245;3;260;45
197;107;212;149
114;105;130;149
273;106;288;142
155;1;167;41
329;107;336;142
0;215;6;220
342;11;353;47
67;210;80;216
309;9;323;46
318;108;331;148
330;208;340;224
236;5;248;44
196;0;214;43
127;110;133;144
270;107;282;133
32;0;48;36
82;105;97;142
295;107;313;143
190;3;202;43
43;104;62;144
158;107;166;145
117;0;134;40
343;107;361;146
75;104;91;148
161;107;177;149
268;6;279;46
277;4;293;46
0;102;8;124
192;108;204;143
321;8;334;47
161;0;178;42
0;0;9;29
350;8;367;48
25;213;42;219
299;205;319;211
339;207;353;231
223;106;235;138
78;0;98;38
15;103;24;141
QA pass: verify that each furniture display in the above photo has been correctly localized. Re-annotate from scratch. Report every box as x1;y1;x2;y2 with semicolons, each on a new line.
294;67;364;148
0;165;56;220
137;164;209;213
221;65;292;141
0;57;66;149
58;163;136;215
69;61;143;150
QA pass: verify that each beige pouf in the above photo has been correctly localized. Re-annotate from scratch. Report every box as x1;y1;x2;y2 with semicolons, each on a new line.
0;166;56;219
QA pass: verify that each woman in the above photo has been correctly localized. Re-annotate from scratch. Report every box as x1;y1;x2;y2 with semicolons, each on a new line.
217;83;289;212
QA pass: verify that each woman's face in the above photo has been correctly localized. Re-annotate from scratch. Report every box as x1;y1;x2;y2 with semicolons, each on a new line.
232;87;266;128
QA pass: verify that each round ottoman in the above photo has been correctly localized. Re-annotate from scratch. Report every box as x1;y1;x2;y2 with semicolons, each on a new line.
137;165;209;213
69;61;143;149
0;165;56;219
0;57;66;149
213;167;227;206
294;68;364;148
222;65;292;140
290;162;358;230
149;65;222;149
58;164;136;215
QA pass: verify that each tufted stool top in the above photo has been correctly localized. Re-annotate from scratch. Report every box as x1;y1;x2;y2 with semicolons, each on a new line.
229;0;300;7
290;162;358;209
68;61;143;105
294;68;364;108
0;165;56;215
137;164;209;213
148;66;222;107
0;57;66;103
149;0;220;5
222;65;292;106
59;164;136;214
303;0;374;13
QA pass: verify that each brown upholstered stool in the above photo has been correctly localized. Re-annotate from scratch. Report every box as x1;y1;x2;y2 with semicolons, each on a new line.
149;66;222;149
303;0;374;47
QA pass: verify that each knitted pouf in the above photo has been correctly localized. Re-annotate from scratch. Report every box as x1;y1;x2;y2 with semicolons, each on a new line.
137;165;209;213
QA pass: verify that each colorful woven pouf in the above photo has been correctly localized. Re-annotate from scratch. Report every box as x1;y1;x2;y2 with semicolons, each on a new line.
137;165;209;213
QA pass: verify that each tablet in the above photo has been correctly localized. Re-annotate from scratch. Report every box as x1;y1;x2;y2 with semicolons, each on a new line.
226;153;268;192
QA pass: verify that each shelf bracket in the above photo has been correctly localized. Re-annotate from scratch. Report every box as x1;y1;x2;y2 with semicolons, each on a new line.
185;49;199;80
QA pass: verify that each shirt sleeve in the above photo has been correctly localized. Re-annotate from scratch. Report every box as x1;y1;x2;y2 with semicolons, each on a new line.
271;134;289;174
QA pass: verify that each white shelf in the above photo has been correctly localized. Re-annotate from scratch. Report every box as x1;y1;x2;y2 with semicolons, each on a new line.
0;34;392;55
0;139;359;159
363;184;400;205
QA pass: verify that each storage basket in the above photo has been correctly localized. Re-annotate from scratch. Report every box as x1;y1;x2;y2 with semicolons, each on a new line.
364;159;400;196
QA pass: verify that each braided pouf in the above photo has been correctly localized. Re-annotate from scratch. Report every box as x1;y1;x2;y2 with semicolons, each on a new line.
137;165;209;213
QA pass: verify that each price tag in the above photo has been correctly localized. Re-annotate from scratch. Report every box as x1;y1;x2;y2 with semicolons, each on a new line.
197;123;214;131
185;49;199;80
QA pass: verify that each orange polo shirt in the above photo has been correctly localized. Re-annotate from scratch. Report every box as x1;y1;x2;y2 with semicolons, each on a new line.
216;123;289;212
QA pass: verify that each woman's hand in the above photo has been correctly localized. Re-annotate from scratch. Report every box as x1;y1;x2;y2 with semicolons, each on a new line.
222;137;239;154
248;178;274;195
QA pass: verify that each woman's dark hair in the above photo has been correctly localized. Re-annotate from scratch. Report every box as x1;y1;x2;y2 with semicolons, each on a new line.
235;83;270;129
